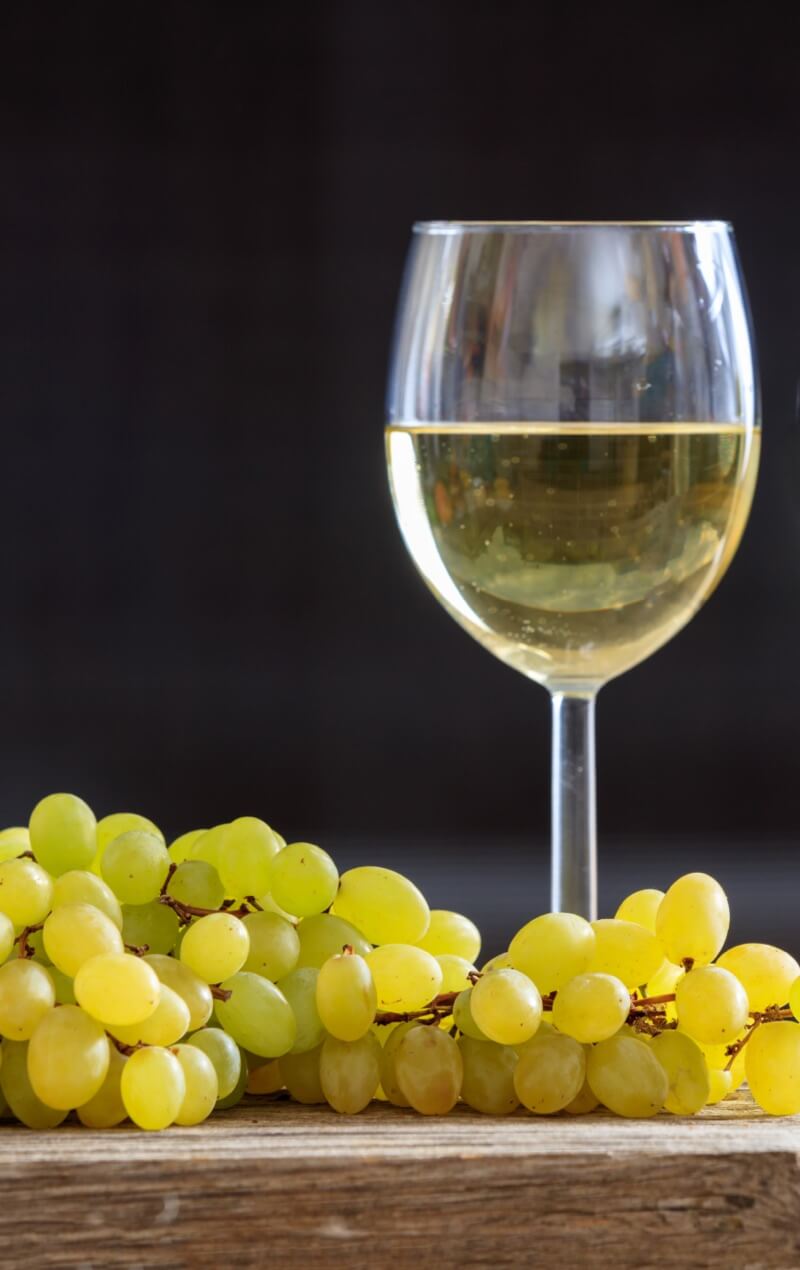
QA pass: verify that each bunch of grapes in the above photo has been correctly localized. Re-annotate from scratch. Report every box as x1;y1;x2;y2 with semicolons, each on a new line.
1;792;799;1130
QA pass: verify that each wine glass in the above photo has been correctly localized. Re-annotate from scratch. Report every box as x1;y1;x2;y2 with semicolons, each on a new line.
385;221;759;919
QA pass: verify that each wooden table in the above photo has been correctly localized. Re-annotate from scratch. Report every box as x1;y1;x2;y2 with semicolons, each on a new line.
2;1090;798;1268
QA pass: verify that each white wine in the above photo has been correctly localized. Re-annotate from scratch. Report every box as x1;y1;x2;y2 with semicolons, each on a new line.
386;424;759;688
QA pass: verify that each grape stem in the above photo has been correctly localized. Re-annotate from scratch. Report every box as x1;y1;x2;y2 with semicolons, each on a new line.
157;894;254;925
109;1035;146;1057
15;923;43;958
723;1006;795;1070
124;942;149;956
210;984;233;1002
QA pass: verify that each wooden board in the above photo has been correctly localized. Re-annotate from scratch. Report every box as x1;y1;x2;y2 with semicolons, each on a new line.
1;1090;798;1268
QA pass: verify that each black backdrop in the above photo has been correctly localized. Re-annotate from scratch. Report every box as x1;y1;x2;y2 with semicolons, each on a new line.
0;6;797;946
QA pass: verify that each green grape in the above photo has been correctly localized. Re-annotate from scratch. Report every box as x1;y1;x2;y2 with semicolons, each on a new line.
706;1067;733;1104
320;1032;381;1113
215;971;296;1057
110;984;191;1046
416;910;481;962
480;951;513;973
27;1004;110;1109
316;952;377;1041
246;1059;283;1094
587;1034;669;1118
716;944;800;1013
279;1044;326;1104
458;1035;519;1115
453;988;489;1040
509;912;595;992
0;858;54;925
77;1044;128;1127
168;828;207;864
644;959;684;1021
101;831;171;905
471;969;542;1046
0;912;14;962
277;967;325;1053
167;861;225;911
29;792;96;876
0;1041;68;1128
513;1032;585;1113
121;1045;186;1130
173;1044;218;1125
655;872;729;966
187;1027;242;1099
43;902;124;976
254;892;297;923
269;842;339;918
564;1076;600;1115
552;972;630;1043
649;1029;710;1115
218;817;282;899
435;954;475;994
215;1051;249;1109
189;824;230;869
395;1025;462;1115
589;919;663;989
0;960;55;1039
332;866;429;945
122;901;180;955
0;826;31;863
791;976;800;1022
96;812;164;860
675;966;750;1045
180;912;250;983
242;911;300;980
145;954;213;1031
366;944;442;1012
378;1020;421;1106
745;1022;800;1115
75;953;161;1026
295;913;371;968
614;888;665;932
52;870;123;929
51;967;76;1004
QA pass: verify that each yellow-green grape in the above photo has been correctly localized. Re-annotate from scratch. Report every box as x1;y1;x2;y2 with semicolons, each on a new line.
0;858;54;925
0;1041;68;1128
378;1021;421;1106
316;952;377;1041
435;954;475;994
675;966;750;1045
655;872;729;966
692;1034;747;1092
587;1035;669;1118
453;988;489;1040
168;828;207;864
110;984;191;1046
649;1030;710;1115
215;971;296;1057
242;911;300;980
716;944;800;1013
27;1005;110;1109
614;888;665;932
101;831;171;905
180;912;250;984
187;1027;242;1099
52;870;123;930
295;913;371;968
29;792;96;876
513;1032;586;1113
43;903;124;976
644;959;684;1021
416;910;481;962
254;892;297;923
216;1054;249;1109
269;842;339;918
480;951;513;973
167;861;225;912
96;812;164;860
0;826;31;863
173;1044;218;1125
471;969;542;1045
514;1017;556;1054
246;1059;283;1094
564;1076;600;1115
0;912;14;962
706;1067;734;1104
509;912;595;992
120;1045;186;1130
745;1022;800;1115
189;824;230;869
320;1032;381;1113
366;944;442;1012
145;954;213;1031
218;817;282;899
122;901;180;956
77;1044;128;1127
0;960;55;1039
75;953;161;1026
277;967;325;1053
51;967;76;1004
589;919;663;989
394;1025;462;1115
332;866;430;945
279;1044;326;1104
552;972;630;1044
791;976;800;1022
458;1035;519;1115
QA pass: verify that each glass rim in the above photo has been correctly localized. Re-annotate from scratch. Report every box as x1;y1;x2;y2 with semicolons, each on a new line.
413;219;733;234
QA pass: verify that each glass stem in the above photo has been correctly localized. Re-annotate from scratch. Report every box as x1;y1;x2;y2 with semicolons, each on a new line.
550;691;597;919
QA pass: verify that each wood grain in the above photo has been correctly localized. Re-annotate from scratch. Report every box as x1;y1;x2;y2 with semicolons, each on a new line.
1;1090;798;1268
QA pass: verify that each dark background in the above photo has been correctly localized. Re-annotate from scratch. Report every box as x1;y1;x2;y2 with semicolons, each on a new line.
0;5;797;952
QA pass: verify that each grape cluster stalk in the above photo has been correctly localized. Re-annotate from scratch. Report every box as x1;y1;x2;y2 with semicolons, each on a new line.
0;793;799;1129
